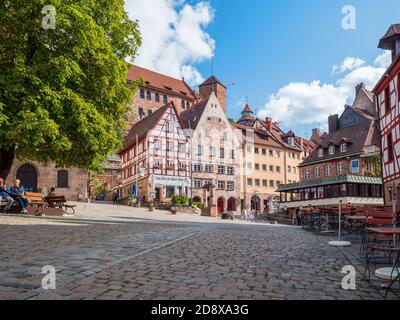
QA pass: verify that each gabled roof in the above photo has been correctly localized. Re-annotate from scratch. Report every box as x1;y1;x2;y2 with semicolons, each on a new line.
199;76;226;89
127;65;196;100
121;102;173;153
301;108;379;166
180;98;209;130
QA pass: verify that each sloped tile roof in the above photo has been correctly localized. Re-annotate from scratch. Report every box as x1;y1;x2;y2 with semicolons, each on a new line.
180;98;209;130
127;65;196;100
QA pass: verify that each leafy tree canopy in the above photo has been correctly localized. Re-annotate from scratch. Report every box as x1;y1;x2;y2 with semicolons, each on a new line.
0;0;141;177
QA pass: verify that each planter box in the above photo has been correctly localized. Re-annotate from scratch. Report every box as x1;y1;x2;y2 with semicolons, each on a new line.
170;206;200;215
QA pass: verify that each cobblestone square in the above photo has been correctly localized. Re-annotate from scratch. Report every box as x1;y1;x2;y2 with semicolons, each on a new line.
0;212;397;300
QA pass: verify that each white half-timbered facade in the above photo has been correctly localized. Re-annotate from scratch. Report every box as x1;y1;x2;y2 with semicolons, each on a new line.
119;102;190;203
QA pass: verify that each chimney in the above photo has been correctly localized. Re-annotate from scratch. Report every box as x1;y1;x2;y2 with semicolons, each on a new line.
274;121;280;128
265;117;273;131
299;137;304;148
356;83;365;95
328;114;339;133
311;128;322;142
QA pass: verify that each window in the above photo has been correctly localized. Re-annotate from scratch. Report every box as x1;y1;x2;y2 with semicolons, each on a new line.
154;159;161;169
329;146;335;155
276;151;280;158
154;139;161;149
186;101;190;109
269;180;275;188
166;122;173;133
178;143;185;153
337;163;344;175
166;140;173;151
269;150;273;157
385;86;391;114
314;167;321;178
140;88;145;99
293;167;297;174
340;143;347;153
227;181;234;191
166;160;174;169
194;180;202;189
218;166;225;174
205;164;213;173
276;181;282;187
57;170;69;188
318;149;324;158
262;164;267;172
230;149;235;160
139;107;144;118
193;164;202;172
288;166;292;174
325;165;332;177
220;148;225;159
178;162;185;170
304;170;310;180
197;145;203;156
181;100;185;109
255;148;259;154
388;133;394;163
217;181;225;190
255;179;260;187
163;94;168;104
350;160;360;174
262;149;267;156
155;93;160;103
255;164;260;171
148;110;153;116
247;178;253;186
146;90;151;101
210;147;216;158
276;166;281;173
166;186;175;198
262;180;267;187
269;165;274;173
227;167;234;175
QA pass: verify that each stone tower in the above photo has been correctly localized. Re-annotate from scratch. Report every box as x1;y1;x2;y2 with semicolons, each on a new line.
199;76;227;114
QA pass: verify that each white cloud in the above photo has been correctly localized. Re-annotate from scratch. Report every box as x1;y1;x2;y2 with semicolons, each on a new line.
125;0;215;87
332;57;365;74
257;52;390;129
374;51;392;68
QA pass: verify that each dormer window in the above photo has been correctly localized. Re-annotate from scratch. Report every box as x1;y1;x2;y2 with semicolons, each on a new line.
340;143;347;153
318;149;324;158
288;137;295;147
329;146;335;156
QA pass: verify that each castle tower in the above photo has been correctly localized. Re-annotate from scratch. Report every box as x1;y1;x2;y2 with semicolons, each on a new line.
199;76;227;113
379;24;400;62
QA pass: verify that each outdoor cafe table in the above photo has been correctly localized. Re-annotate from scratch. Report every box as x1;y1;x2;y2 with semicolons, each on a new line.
366;228;400;281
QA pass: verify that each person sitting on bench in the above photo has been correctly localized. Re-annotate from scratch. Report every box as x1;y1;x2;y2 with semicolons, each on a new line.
0;178;14;211
11;179;29;214
48;187;56;197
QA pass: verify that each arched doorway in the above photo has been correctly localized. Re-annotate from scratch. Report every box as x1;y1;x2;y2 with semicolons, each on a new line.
217;197;225;214
16;164;38;192
251;195;261;212
227;197;237;212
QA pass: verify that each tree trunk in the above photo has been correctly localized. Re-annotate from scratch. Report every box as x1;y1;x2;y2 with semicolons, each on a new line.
0;147;15;180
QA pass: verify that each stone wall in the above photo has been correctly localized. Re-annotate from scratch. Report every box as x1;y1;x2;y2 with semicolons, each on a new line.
5;160;87;201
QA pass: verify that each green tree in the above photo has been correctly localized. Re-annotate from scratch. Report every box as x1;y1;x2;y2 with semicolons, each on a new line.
0;0;141;179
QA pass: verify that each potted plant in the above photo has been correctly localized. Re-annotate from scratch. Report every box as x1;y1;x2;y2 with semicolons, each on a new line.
148;200;155;211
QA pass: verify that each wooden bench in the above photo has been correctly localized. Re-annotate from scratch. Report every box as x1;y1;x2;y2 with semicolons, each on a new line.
26;192;48;216
46;196;76;215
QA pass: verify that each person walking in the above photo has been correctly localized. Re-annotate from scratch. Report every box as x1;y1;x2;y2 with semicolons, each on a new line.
113;190;119;205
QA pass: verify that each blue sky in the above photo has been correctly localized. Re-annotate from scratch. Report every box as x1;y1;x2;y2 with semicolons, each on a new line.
126;0;400;138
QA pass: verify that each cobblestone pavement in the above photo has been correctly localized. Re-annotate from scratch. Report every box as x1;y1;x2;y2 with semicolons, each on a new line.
0;215;397;300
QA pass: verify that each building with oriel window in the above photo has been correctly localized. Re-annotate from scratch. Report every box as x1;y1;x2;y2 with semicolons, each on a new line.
118;101;190;204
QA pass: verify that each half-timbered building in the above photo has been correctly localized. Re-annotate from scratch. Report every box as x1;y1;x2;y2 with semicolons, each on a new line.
374;24;400;205
118;102;190;204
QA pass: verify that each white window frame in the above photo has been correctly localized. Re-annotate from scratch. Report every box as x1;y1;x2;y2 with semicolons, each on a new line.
318;149;324;158
340;143;347;153
329;146;335;156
